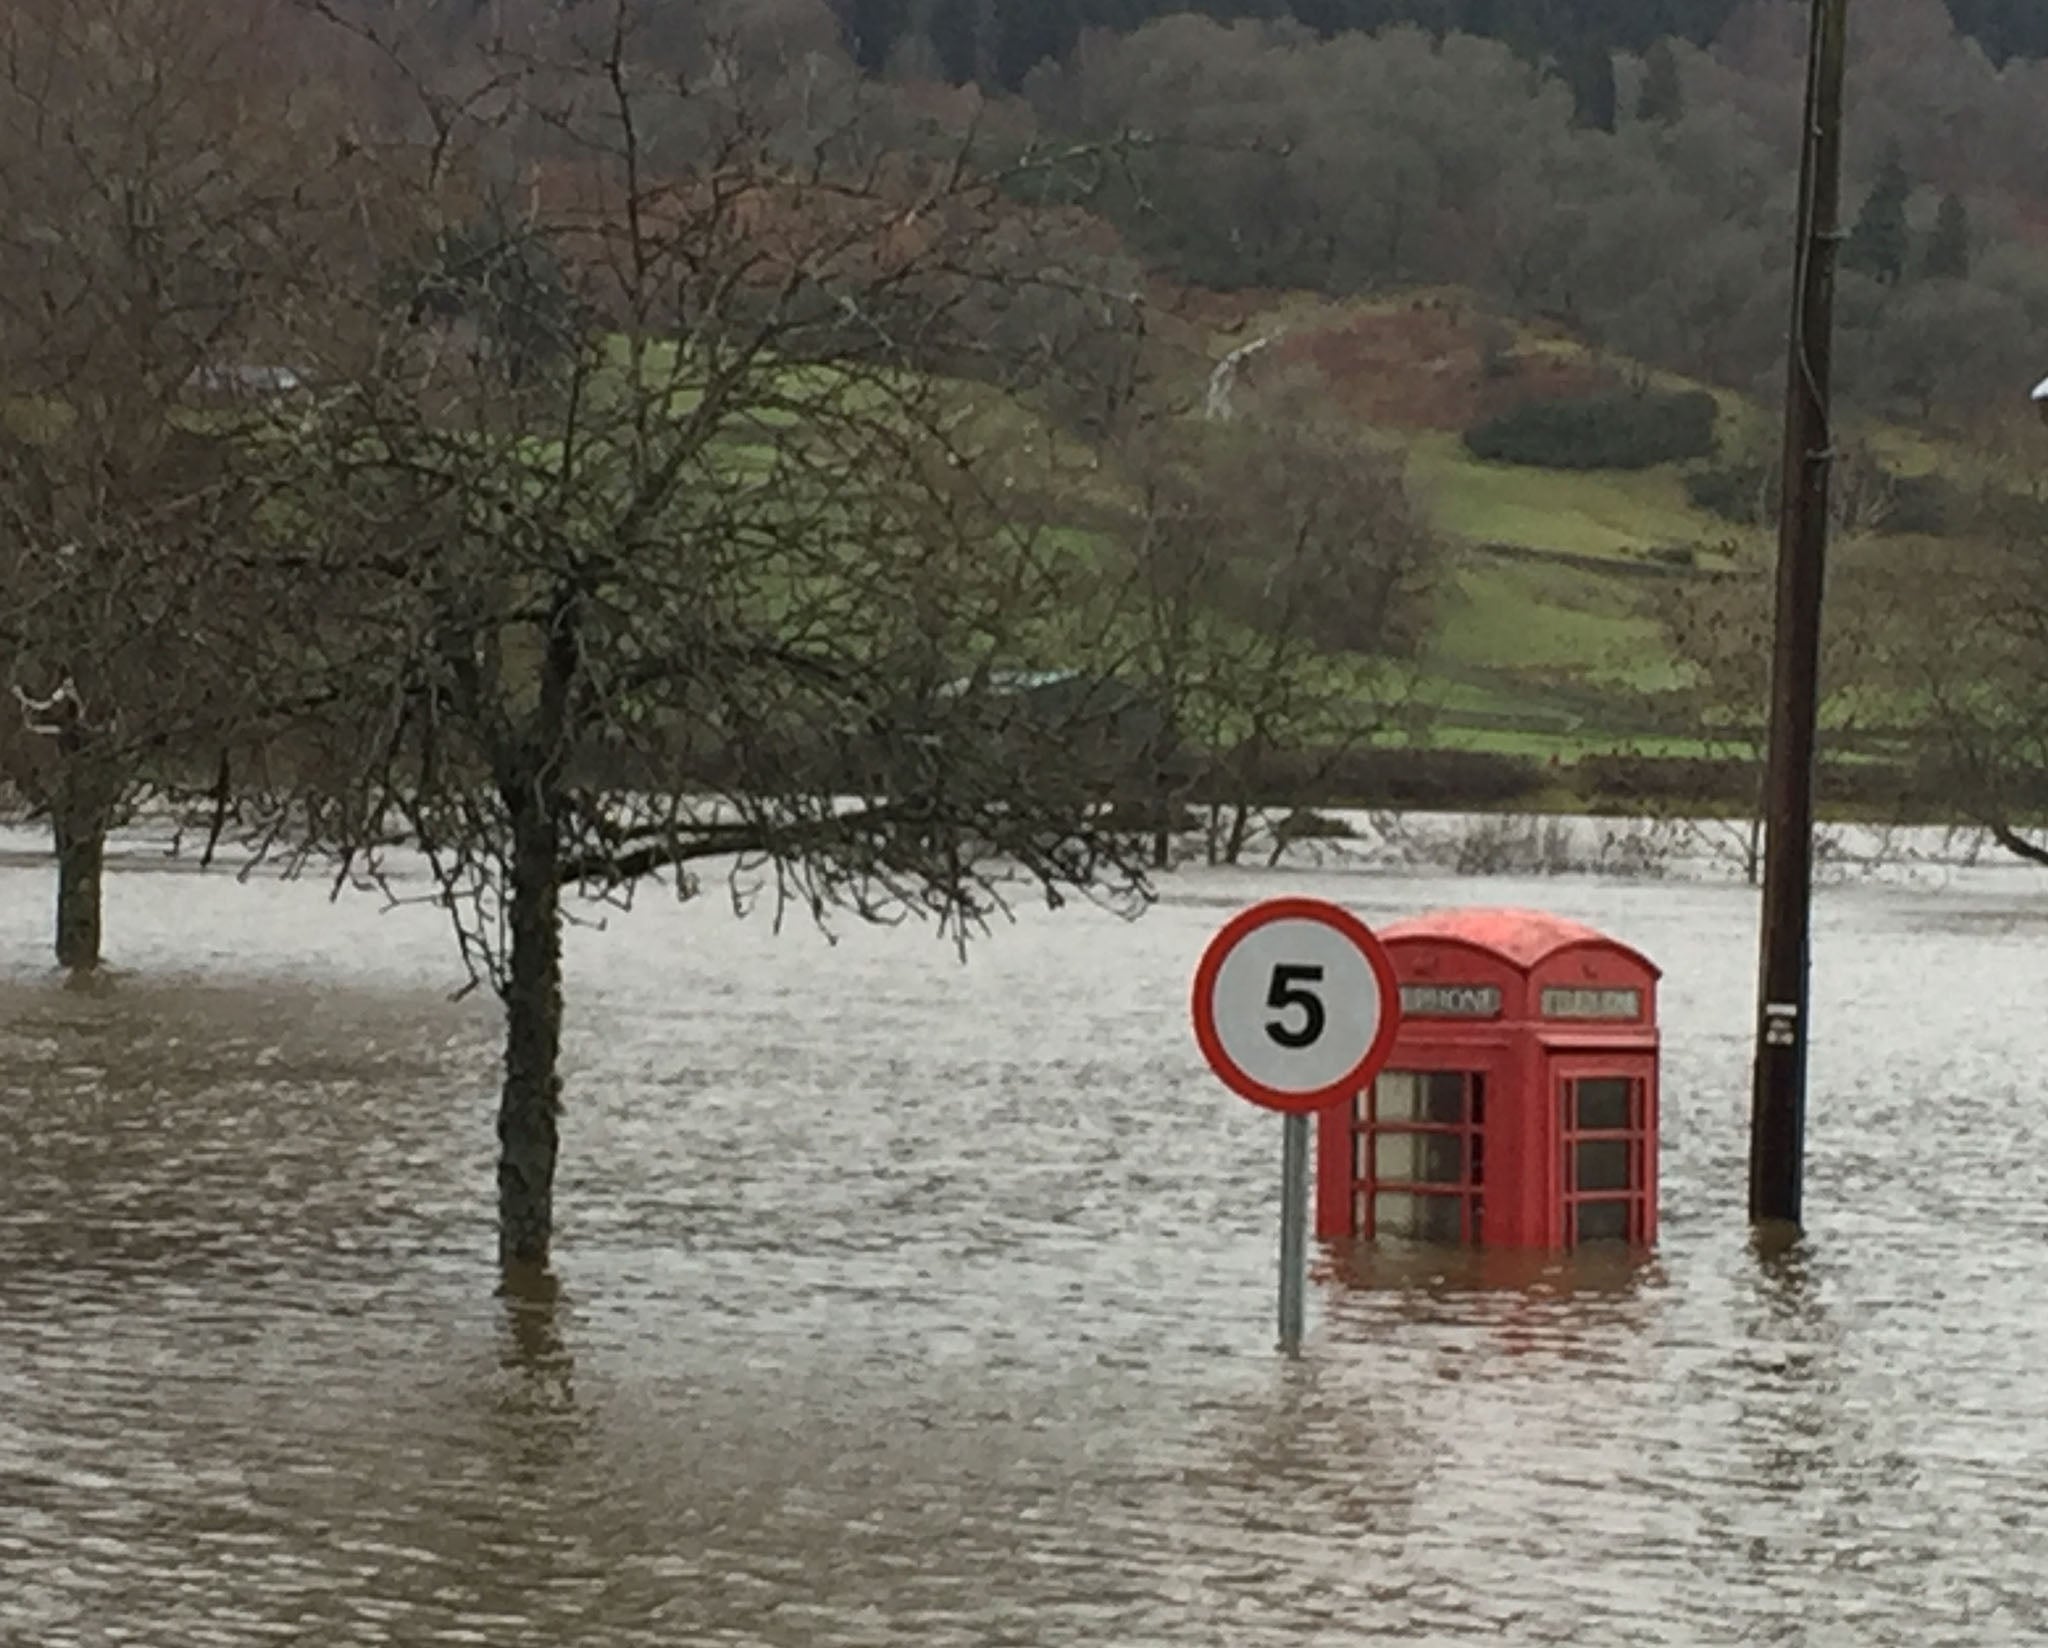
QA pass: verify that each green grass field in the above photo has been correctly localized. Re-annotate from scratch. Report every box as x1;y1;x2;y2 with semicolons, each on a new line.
1402;431;1752;564
1393;419;1730;757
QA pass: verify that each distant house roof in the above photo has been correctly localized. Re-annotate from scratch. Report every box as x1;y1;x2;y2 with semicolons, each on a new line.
937;669;1156;711
937;668;1085;700
186;364;307;395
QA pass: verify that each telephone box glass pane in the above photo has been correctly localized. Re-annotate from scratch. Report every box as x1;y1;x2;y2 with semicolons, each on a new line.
1422;1073;1467;1123
1376;1071;1420;1122
1575;1200;1633;1243
1572;1077;1634;1132
1375;1070;1467;1124
1574;1139;1633;1193
1375;1191;1464;1242
1375;1131;1466;1185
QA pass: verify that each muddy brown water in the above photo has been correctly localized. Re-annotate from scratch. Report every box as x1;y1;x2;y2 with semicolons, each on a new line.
5;837;2048;1645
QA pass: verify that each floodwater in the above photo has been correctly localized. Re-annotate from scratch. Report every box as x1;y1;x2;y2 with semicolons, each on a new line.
5;825;2048;1646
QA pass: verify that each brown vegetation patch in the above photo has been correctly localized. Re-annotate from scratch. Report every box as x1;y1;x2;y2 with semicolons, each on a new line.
1258;300;1624;432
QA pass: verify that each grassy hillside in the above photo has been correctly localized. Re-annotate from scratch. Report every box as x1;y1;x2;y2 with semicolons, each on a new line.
947;284;1965;785
1193;291;1798;764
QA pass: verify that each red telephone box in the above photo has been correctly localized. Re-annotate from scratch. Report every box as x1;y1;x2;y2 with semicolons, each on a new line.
1315;907;1660;1249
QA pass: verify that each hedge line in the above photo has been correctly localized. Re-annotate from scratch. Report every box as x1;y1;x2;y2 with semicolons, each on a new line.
1464;388;1718;470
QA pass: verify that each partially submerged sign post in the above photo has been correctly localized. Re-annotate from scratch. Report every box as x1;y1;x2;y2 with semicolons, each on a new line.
1192;898;1400;1356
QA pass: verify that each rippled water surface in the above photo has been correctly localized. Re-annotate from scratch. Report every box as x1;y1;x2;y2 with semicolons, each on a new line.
6;836;2048;1646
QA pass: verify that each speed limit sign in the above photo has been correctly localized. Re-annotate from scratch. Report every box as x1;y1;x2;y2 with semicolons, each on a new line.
1191;897;1401;1115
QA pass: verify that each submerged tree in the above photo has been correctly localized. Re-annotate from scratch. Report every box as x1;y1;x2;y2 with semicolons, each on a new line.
0;427;270;967
0;0;330;970
247;3;1154;1272
1643;528;1898;881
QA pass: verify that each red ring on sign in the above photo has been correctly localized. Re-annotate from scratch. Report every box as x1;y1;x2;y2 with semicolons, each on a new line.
1190;896;1402;1115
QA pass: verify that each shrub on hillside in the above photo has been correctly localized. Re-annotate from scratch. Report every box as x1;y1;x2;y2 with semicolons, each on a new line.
1686;453;1965;537
1179;745;1547;811
1574;751;1966;819
1574;752;1760;808
1884;473;1962;536
1463;389;1717;471
1683;460;1768;524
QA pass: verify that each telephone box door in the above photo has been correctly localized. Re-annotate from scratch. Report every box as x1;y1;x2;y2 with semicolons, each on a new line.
1346;1048;1518;1245
1548;1054;1658;1247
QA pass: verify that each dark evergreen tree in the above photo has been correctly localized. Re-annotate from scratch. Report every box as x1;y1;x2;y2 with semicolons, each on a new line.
843;0;908;73
1288;0;1351;34
967;1;2034;67
1563;39;1617;132
1637;38;1683;123
1948;0;2048;64
931;0;982;82
1925;190;1972;280
993;0;1081;89
1457;0;1510;48
1844;143;1911;285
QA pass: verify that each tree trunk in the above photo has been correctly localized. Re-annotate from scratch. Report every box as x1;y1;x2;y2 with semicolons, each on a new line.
1224;799;1254;866
1149;718;1182;871
51;802;106;973
498;792;564;1271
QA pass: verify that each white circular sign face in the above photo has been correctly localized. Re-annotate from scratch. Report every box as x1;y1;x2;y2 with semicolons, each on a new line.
1192;899;1401;1114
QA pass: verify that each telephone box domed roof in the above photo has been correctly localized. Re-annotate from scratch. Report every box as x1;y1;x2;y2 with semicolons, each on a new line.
1378;907;1659;976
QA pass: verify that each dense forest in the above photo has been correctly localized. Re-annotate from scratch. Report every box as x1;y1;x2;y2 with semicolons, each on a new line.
307;2;2048;434
834;0;2048;88
823;0;2048;437
331;0;2048;443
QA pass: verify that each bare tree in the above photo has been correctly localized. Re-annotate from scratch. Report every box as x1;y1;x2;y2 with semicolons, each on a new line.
0;0;334;969
237;2;1154;1273
1878;484;2048;864
1113;408;1438;866
0;428;270;964
1642;533;1897;879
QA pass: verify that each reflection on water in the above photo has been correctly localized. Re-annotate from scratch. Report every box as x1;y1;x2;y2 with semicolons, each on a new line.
6;850;2048;1644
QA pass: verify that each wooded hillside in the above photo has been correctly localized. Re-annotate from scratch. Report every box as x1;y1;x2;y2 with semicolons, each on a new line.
831;0;2048;88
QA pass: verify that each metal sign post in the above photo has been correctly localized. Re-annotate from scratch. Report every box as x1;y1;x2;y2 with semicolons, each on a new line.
1191;897;1402;1358
1277;1112;1311;1355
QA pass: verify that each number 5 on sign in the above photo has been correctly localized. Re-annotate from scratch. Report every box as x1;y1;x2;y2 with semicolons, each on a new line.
1191;899;1401;1115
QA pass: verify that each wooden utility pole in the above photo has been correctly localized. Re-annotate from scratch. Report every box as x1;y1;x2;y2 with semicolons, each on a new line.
1751;0;1850;1231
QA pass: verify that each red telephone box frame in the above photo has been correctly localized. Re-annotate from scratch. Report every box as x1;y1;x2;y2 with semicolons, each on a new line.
1316;908;1660;1250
